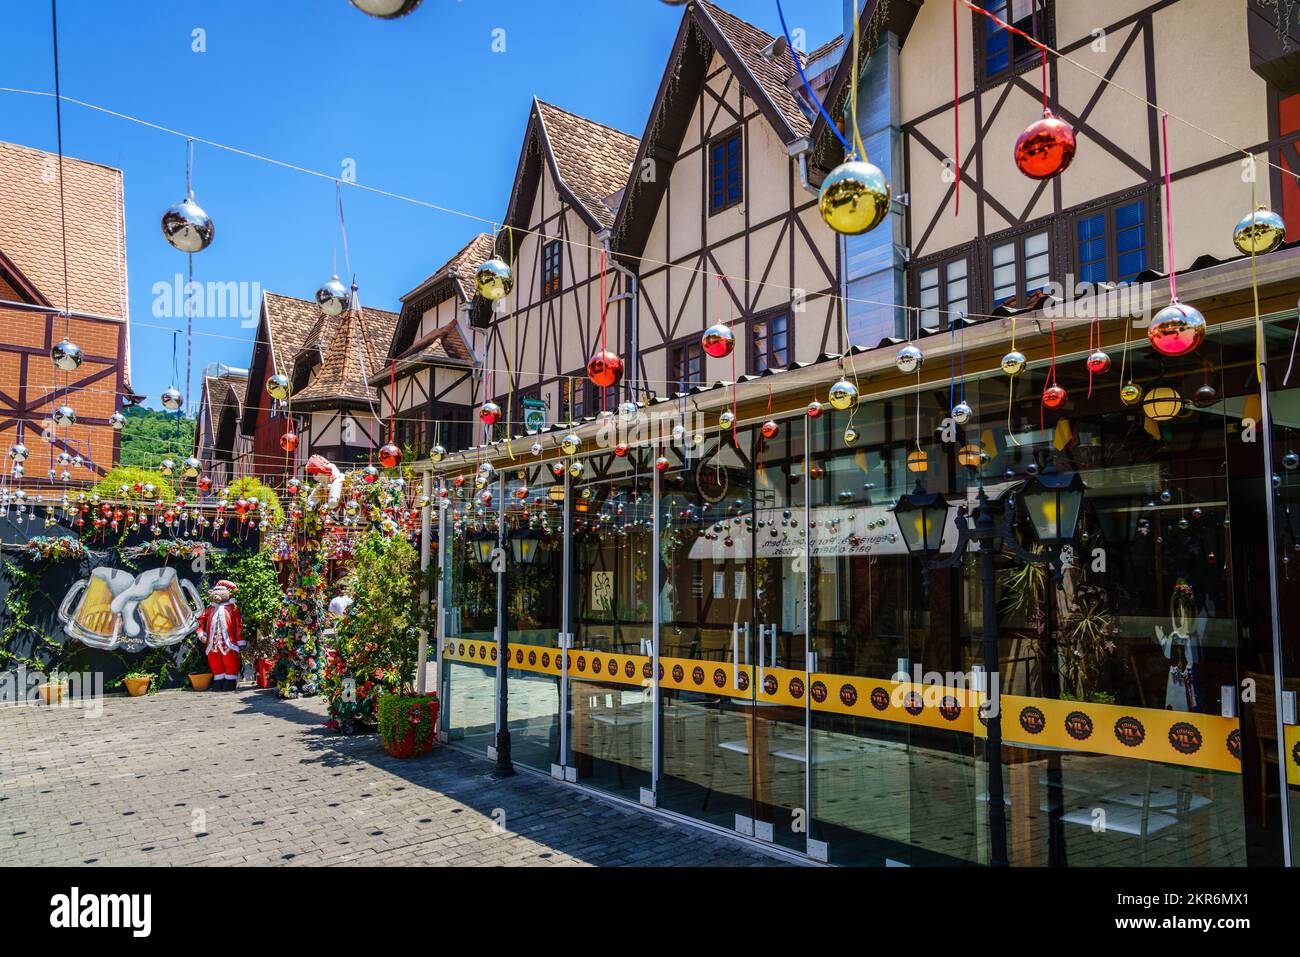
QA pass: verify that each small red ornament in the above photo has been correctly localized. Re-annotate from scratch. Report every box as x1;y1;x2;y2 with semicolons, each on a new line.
613;442;629;458
586;351;624;389
378;443;403;468
514;486;529;500
280;431;298;452
807;402;824;418
1014;110;1077;180
655;456;670;472
760;419;779;439
1042;383;1068;409
197;475;212;492
701;323;736;359
480;401;501;425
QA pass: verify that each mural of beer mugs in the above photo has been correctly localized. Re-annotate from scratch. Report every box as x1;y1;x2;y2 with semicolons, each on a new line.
111;567;204;648
58;567;135;650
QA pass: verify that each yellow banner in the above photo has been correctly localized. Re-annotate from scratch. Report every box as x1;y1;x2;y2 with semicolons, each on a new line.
990;694;1242;773
1286;724;1300;787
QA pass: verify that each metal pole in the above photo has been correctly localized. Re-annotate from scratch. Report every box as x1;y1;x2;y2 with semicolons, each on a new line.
437;486;449;737
1259;363;1293;866
417;470;432;695
560;463;572;771
976;502;1009;867
493;470;513;776
651;455;662;795
802;419;813;853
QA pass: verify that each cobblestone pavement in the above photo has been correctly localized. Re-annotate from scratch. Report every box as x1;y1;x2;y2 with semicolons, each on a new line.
0;686;784;867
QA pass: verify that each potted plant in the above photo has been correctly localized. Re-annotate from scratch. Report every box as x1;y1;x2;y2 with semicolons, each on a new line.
378;692;439;758
227;547;282;689
122;670;153;697
181;643;212;691
39;674;69;705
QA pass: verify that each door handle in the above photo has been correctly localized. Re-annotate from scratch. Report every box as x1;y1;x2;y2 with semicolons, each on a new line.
757;624;766;672
768;622;777;668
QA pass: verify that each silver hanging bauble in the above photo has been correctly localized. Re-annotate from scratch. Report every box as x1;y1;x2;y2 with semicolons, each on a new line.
9;443;28;463
267;374;292;401
349;0;423;17
51;338;83;372
160;458;176;477
476;257;513;302
827;378;860;412
951;401;973;425
183;456;202;478
161;387;184;412
161;194;214;253
429;444;447;463
1001;351;1027;377
1232;205;1286;256
315;275;349;316
109;411;126;430
53;405;76;427
895;344;923;375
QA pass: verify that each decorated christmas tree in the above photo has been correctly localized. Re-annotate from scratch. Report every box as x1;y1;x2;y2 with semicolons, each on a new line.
271;549;326;698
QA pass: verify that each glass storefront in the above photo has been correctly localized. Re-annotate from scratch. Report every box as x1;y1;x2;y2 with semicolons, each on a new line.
433;313;1300;865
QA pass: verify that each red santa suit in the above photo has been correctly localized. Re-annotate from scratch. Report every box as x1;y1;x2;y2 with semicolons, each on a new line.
196;580;244;687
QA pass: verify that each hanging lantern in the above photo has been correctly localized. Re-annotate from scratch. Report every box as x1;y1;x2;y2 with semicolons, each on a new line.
159;458;176;477
843;426;859;444
1193;383;1218;408
1001;351;1027;377
429;444;447;463
8;443;28;463
161;194;214;252
480;401;501;426
1147;301;1206;357
895;344;923;375
1014;110;1077;180
267;374;292;401
1142;384;1183;422
827;379;860;412
561;433;580;455
1232;205;1286;256
906;449;929;473
951;401;972;426
586;351;624;388
182;456;201;478
1042;383;1068;409
806;401;824;418
53;405;76;427
475;257;513;302
818;159;890;236
378;443;403;468
760;419;779;439
957;443;984;468
280;431;298;453
1120;381;1144;406
701;323;735;359
51;338;83;372
315;275;349;316
1086;350;1111;374
349;0;423;18
161;387;184;412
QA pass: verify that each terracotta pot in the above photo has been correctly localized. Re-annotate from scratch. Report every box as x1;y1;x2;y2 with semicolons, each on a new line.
123;676;152;697
39;683;67;705
189;673;213;691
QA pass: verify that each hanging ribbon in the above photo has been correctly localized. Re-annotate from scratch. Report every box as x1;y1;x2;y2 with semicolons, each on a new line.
952;0;960;215
1041;320;1058;432
1160;112;1179;305
775;0;853;156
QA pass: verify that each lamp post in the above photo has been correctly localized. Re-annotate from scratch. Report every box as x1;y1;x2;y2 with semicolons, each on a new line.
471;520;513;777
893;466;1085;868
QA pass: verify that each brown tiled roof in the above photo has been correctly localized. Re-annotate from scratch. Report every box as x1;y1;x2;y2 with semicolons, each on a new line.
696;1;814;139
0;139;136;392
403;232;496;305
534;101;640;229
261;292;323;375
370;321;472;385
203;372;247;431
292;301;400;410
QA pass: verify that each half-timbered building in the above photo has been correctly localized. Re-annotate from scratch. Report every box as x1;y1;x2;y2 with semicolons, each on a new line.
192;364;250;488
0;140;141;486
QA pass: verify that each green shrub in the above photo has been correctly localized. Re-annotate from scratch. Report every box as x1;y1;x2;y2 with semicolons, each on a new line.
92;466;174;504
225;476;284;526
377;693;439;751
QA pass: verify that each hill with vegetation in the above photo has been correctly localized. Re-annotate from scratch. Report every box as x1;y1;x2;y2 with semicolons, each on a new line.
118;405;196;470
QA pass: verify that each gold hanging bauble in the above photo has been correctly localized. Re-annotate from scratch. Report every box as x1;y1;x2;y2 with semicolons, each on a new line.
818;159;890;236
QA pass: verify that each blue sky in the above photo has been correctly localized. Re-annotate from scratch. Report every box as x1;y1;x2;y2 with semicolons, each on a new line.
1;0;842;411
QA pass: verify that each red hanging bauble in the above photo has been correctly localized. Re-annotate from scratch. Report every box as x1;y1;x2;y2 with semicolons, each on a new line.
654;456;670;472
613;442;629;458
1042;383;1068;409
1014;110;1077;180
480;401;501;425
701;323;736;359
1147;301;1206;357
378;443;403;468
280;431;298;452
761;419;779;439
586;351;624;389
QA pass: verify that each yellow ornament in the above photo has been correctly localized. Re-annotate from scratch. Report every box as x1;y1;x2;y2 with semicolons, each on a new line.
827;378;860;412
818;159;890;236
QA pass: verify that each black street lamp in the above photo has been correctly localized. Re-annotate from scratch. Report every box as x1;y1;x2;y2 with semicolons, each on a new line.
510;528;543;565
892;468;1085;868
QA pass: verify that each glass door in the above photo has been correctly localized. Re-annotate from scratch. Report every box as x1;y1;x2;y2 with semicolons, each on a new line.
657;423;808;848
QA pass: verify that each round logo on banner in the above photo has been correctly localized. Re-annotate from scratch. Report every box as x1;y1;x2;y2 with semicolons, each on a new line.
713;668;727;689
528;650;537;666
490;647;497;662
458;642;465;657
1019;706;1046;735
939;695;962;722
1168;721;1203;756
515;648;523;664
870;687;890;712
839;683;858;707
624;660;635;679
811;681;827;704
1114;715;1146;747
1064;710;1094;741
468;644;476;659
692;666;705;686
1227;728;1242;760
672;664;684;683
542;652;551;668
789;676;805;699
592;657;602;675
577;656;587;673
1292;739;1300;770
607;659;618;677
642;661;653;680
736;671;750;692
903;691;924;716
763;673;778;696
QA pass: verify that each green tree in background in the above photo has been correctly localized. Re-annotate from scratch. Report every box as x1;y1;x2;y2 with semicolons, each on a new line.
118;406;196;469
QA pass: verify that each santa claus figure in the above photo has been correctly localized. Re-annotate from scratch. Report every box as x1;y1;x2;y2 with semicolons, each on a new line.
196;579;244;691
